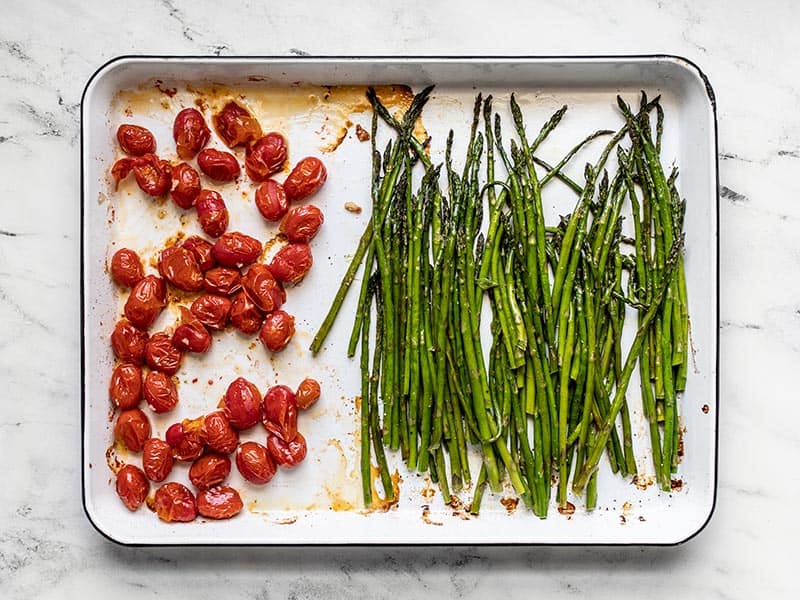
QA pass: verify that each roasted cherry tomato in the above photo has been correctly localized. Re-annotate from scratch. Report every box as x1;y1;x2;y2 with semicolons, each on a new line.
189;454;231;490
117;124;156;156
111;157;136;190
133;153;172;196
254;179;289;222
203;410;239;455
158;246;204;292
109;363;143;410
167;416;207;461
229;291;264;335
114;408;151;452
221;377;262;430
259;310;295;353
213;100;262;148
295;377;321;410
144;370;179;413
154;482;197;522
197;148;240;182
172;306;212;353
124;275;167;329
111;319;149;365
245;133;288;181
235;441;276;484
190;294;232;331
110;248;144;288
267;432;307;468
173;107;210;159
268;243;313;284
203;266;241;296
195;189;229;238
144;332;183;375
262;384;298;442
241;263;285;313
142;438;174;482
196;485;243;519
115;464;149;511
181;236;217;272
169;162;201;209
283;157;327;201
212;232;262;268
280;205;324;244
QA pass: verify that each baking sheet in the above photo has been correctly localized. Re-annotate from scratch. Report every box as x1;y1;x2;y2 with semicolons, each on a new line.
81;56;718;545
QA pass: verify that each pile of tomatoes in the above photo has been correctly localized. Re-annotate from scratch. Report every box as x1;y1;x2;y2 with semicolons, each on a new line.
108;99;325;522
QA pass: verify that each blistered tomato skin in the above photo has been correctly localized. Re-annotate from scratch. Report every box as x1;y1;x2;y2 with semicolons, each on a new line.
190;294;232;330
154;482;198;522
212;232;262;268
213;101;262;148
242;263;285;313
124;275;167;329
262;384;298;442
172;307;212;353
158;246;204;292
254;180;289;222
117;124;156;156
189;454;231;490
197;148;241;182
110;248;145;288
170;162;201;209
111;157;136;189
229;291;264;335
168;417;207;462
203;267;242;296
195;189;230;238
268;432;307;468
144;370;180;413
116;464;149;511
144;332;183;375
245;133;288;181
196;486;243;519
269;243;313;284
283;157;327;201
142;438;174;482
181;236;216;272
114;409;151;452
222;377;262;430
295;377;321;410
259;310;295;353
111;319;149;365
203;411;239;454
280;205;324;244
235;441;276;484
173;107;211;159
133;154;172;196
109;363;143;410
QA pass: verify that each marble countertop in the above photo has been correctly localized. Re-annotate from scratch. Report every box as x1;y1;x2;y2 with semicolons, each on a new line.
1;0;796;597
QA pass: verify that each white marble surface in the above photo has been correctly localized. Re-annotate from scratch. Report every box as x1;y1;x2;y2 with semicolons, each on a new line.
0;0;796;597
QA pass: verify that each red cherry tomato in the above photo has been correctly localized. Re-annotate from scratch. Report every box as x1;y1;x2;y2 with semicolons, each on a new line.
241;263;285;313
167;416;207;461
115;464;149;511
124;275;167;329
222;377;262;430
191;294;232;331
133;153;172;196
111;157;136;190
109;363;143;410
229;291;264;335
269;243;313;284
267;432;307;468
114;408;151;452
170;162;201;209
181;236;216;272
111;319;149;365
117;124;156;156
235;441;276;484
195;189;229;238
259;310;295;352
262;384;298;442
280;205;324;244
173;107;210;159
203;266;241;296
172;306;212;353
189;454;231;490
144;332;183;375
295;377;321;410
142;438;174;482
283;157;327;201
213;100;262;148
154;482;197;522
110;248;144;288
212;232;262;268
144;370;179;413
203;410;239;455
158;246;204;292
254;179;289;222
196;485;243;519
245;133;288;181
197;148;240;182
